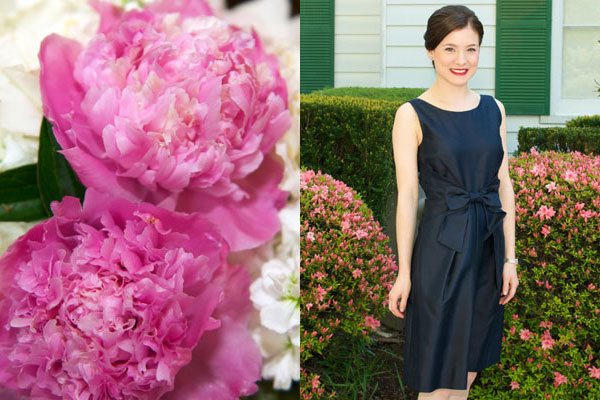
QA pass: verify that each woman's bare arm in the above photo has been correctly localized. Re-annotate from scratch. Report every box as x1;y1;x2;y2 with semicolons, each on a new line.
391;103;420;279
494;98;516;261
494;97;519;304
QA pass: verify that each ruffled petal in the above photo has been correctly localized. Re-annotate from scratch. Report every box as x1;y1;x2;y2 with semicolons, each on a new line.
178;152;288;251
38;34;84;150
165;263;261;399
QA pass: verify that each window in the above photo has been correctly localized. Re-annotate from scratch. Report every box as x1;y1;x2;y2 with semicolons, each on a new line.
550;0;600;114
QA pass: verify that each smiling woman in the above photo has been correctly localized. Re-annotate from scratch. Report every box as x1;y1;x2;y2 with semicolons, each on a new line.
386;5;519;399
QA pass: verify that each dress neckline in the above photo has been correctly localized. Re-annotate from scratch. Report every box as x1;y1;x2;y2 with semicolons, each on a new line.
414;94;483;113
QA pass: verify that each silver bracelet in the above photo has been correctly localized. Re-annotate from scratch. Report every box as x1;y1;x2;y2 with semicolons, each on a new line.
504;257;519;265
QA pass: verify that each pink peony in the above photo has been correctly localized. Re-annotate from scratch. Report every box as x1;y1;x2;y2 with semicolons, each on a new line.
0;190;260;399
39;0;291;252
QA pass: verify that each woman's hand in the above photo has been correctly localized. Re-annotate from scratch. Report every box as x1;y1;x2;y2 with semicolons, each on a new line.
499;262;519;305
388;273;411;319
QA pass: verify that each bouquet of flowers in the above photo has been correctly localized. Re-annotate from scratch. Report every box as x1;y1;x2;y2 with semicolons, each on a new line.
0;0;299;398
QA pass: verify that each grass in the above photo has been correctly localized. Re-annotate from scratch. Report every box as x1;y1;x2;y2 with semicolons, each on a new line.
303;330;419;400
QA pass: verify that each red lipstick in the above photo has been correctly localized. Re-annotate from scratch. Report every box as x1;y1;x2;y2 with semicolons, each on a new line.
450;68;468;76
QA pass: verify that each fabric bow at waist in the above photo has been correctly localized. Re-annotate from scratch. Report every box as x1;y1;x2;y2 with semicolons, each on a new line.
426;179;507;293
431;180;506;253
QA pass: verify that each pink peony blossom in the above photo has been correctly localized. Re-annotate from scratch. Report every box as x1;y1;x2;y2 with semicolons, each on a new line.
510;381;520;390
0;190;260;399
39;0;291;252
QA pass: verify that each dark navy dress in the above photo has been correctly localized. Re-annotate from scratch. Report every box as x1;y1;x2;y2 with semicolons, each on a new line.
401;94;507;392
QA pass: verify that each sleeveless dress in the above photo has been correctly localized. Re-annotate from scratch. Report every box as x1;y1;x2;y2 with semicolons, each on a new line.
401;94;507;392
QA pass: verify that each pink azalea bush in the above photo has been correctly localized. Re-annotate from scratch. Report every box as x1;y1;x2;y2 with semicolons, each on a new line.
300;169;398;364
0;190;260;400
299;367;335;400
39;0;291;252
471;149;600;398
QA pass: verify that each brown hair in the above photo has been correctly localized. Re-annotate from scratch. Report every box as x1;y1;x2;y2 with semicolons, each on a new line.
424;5;484;67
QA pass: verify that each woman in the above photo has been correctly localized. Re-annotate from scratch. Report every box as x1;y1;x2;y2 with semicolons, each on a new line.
387;5;519;400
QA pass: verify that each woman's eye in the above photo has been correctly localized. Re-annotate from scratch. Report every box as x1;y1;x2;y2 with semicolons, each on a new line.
445;48;454;52
468;48;477;52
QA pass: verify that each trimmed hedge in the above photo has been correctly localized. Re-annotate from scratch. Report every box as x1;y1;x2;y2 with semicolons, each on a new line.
311;87;425;103
300;94;400;227
517;127;600;155
565;115;600;128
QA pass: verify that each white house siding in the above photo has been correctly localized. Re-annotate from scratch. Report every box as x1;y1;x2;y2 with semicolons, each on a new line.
334;0;382;87
384;0;496;93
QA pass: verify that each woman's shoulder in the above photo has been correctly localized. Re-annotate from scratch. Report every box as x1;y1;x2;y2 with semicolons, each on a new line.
395;100;419;118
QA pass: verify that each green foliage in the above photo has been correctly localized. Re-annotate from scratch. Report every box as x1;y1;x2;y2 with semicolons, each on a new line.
565;115;600;128
471;150;600;398
311;87;425;103
0;164;46;221
0;118;87;222
300;94;401;228
517;126;600;155
37;117;86;215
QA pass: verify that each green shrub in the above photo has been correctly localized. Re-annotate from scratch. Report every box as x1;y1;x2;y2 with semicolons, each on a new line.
472;149;600;399
300;169;397;363
311;86;425;103
517;127;600;155
565;115;600;128
300;94;400;227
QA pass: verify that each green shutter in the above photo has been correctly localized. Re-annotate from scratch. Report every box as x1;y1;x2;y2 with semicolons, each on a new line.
300;0;334;93
496;0;552;114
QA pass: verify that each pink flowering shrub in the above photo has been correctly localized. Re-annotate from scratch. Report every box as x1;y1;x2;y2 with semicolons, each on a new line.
299;367;335;400
0;190;260;400
300;169;398;364
471;149;600;398
39;0;290;252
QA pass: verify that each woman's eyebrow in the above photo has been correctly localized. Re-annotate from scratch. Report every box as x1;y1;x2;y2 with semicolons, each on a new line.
443;43;478;47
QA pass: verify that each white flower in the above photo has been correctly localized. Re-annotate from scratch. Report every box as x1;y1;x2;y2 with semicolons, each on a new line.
251;323;300;390
0;221;37;257
251;257;299;333
249;253;300;390
0;0;100;171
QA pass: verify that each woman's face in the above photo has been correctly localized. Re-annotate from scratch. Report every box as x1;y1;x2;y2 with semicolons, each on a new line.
427;25;480;86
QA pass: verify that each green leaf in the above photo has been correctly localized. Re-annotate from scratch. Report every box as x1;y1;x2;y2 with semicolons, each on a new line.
37;117;86;215
0;163;47;221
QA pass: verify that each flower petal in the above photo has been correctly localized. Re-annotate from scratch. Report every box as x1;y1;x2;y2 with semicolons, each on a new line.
38;33;84;150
